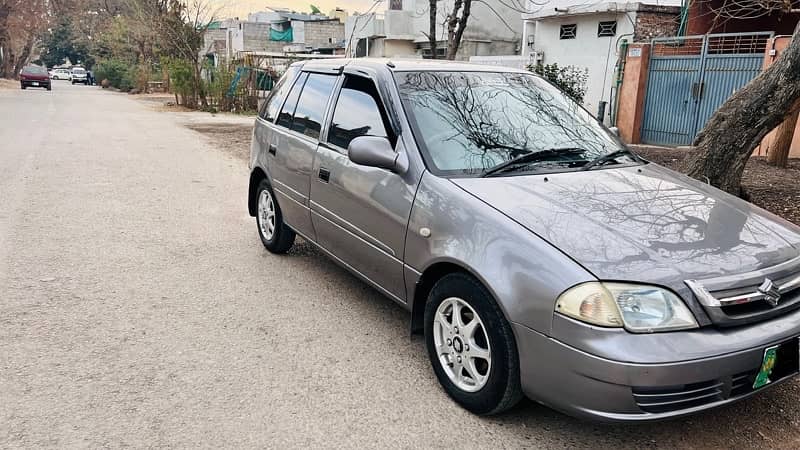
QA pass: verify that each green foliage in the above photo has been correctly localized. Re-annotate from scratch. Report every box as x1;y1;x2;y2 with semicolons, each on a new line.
94;59;130;89
164;57;196;106
529;63;589;104
310;4;321;14
39;17;94;68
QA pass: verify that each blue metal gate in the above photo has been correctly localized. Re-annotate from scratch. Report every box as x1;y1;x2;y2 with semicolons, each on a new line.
641;33;771;146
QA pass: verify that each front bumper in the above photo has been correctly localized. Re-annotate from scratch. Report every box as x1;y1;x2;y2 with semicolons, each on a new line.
514;314;800;422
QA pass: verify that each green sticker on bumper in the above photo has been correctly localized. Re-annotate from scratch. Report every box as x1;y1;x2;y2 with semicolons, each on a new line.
753;345;778;389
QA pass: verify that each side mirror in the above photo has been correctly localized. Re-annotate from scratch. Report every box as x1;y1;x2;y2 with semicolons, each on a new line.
347;136;406;173
609;126;620;137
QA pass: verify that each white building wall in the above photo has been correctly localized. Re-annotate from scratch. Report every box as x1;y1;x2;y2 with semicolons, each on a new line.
410;0;519;44
528;12;635;116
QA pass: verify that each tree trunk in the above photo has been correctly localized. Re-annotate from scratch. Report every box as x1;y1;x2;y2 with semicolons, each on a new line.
12;36;35;77
684;23;800;195
446;0;471;60
428;0;437;59
767;109;799;168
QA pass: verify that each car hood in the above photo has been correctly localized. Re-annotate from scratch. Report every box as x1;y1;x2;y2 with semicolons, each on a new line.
452;164;800;296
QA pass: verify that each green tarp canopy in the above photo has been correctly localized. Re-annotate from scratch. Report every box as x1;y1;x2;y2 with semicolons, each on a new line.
269;27;293;42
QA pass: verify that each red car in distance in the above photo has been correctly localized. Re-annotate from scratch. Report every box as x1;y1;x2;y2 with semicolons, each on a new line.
20;65;52;91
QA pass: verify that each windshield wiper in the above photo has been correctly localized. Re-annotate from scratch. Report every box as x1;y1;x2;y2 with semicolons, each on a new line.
582;149;637;171
482;148;588;177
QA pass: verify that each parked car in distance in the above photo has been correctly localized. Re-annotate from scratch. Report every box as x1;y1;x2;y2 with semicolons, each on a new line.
71;67;88;85
52;68;71;80
248;59;800;422
20;65;51;90
48;69;55;79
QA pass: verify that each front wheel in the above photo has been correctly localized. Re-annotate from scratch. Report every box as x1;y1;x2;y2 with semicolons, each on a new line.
255;179;295;254
424;273;523;415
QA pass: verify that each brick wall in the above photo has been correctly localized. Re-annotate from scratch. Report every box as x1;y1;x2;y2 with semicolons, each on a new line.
634;7;681;41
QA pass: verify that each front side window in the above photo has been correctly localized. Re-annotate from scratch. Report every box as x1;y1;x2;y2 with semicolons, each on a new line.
291;73;337;139
276;72;307;129
395;71;630;176
260;66;300;122
327;76;391;149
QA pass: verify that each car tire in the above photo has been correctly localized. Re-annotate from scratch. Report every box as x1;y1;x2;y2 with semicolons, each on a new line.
21;85;26;90
424;272;523;415
255;179;295;254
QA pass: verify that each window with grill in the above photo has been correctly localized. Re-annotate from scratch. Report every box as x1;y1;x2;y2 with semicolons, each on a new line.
559;24;577;39
598;20;617;37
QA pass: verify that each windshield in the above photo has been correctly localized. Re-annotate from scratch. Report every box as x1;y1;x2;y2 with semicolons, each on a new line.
394;71;632;176
72;68;86;74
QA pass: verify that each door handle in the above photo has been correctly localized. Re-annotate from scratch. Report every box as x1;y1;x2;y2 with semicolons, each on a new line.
318;167;331;183
268;144;277;156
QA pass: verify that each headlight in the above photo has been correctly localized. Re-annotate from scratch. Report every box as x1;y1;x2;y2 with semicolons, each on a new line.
555;282;698;333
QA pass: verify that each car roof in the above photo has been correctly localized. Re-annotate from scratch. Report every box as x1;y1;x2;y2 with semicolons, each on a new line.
294;58;531;75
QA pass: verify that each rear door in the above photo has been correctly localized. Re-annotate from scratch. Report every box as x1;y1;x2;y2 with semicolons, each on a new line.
267;71;337;238
310;73;418;302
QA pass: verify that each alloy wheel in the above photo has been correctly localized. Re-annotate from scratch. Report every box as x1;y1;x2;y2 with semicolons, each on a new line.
432;297;492;392
257;189;276;241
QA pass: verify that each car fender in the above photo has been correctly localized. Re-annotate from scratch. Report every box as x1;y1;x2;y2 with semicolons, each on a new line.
403;171;595;335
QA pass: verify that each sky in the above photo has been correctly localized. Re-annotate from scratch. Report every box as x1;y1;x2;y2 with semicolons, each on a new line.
220;0;378;18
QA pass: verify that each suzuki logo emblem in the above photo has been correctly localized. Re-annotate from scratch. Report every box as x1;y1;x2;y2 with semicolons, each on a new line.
758;279;782;307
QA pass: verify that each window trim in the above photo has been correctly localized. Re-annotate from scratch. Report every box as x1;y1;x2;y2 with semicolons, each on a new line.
560;24;577;40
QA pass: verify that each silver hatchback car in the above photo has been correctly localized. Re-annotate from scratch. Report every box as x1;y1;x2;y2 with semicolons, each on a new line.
248;59;800;421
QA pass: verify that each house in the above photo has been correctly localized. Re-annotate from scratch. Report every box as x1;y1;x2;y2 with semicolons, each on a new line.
521;1;681;118
612;3;799;153
345;0;520;60
202;8;346;66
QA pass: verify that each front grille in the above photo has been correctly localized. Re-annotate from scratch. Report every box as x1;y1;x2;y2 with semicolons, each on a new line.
633;370;760;414
633;380;724;414
686;264;800;327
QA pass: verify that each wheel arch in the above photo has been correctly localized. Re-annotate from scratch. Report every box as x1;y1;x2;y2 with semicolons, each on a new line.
248;167;268;217
410;259;508;335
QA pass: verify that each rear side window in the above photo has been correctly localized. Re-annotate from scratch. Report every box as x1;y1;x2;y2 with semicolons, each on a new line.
290;73;337;139
260;66;300;122
328;76;392;149
276;72;307;129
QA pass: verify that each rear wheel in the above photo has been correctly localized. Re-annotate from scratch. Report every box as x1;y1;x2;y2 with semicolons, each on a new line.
424;272;523;415
255;179;295;254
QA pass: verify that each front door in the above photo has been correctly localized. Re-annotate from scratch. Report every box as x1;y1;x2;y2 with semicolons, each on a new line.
310;74;417;302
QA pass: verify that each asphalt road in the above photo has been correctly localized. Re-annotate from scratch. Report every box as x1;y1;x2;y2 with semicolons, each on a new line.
2;81;800;448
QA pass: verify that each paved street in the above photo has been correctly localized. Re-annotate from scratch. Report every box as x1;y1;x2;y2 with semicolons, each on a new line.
2;81;800;448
